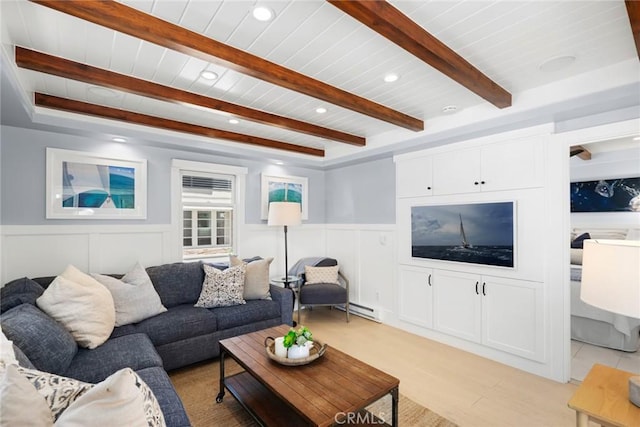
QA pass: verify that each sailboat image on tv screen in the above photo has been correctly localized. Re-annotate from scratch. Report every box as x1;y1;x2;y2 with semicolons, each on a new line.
411;202;514;268
459;214;472;249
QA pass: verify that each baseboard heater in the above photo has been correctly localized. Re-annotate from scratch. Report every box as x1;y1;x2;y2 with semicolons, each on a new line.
337;302;381;323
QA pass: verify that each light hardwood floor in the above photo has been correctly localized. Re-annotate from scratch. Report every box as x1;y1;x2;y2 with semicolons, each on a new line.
299;308;580;427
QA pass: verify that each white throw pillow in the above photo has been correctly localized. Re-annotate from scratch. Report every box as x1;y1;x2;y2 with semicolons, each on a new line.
56;368;165;427
36;265;116;349
304;265;340;285
0;365;54;427
92;262;167;326
195;264;246;308
230;256;273;300
0;329;18;373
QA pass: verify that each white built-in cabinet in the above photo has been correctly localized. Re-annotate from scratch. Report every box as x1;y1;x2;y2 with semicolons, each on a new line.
397;138;544;198
395;132;548;364
396;156;433;197
399;266;545;362
398;266;433;328
399;265;544;361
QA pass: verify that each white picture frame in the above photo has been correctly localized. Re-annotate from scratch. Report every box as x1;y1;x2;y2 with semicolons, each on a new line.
260;173;308;220
46;148;147;219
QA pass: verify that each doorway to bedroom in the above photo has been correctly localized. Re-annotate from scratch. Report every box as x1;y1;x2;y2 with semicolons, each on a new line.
568;135;640;382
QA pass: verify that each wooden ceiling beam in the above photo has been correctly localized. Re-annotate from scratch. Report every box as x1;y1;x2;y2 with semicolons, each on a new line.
328;0;512;109
16;47;364;147
30;0;423;132
35;94;324;157
626;0;640;59
570;145;592;160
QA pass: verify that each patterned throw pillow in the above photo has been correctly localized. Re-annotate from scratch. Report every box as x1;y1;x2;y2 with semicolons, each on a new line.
17;367;166;427
17;366;93;421
304;265;340;285
195;264;246;308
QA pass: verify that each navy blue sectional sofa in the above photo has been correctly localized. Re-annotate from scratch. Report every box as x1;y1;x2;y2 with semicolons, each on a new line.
0;261;293;426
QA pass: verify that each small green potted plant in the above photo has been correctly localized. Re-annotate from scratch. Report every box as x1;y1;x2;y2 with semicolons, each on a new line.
283;325;313;359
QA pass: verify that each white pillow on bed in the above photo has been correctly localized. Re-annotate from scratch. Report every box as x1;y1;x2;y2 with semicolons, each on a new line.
570;248;583;265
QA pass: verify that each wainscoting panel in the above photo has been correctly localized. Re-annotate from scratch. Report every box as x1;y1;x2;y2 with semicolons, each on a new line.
326;225;396;321
1;225;174;283
3;232;91;281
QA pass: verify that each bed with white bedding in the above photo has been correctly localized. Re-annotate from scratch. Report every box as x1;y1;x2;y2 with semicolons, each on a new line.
570;228;640;352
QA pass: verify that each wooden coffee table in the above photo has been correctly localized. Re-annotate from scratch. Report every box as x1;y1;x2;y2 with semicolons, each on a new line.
216;325;399;426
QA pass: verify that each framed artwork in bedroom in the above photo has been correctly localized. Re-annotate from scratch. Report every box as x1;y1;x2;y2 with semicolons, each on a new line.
570;176;640;212
46;148;147;219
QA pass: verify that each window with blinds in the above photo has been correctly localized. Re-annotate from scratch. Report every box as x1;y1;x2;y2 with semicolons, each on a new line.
181;172;234;259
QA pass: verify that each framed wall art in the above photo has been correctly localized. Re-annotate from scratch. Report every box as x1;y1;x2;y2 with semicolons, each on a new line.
411;201;515;268
260;173;308;220
570;176;640;212
46;148;147;219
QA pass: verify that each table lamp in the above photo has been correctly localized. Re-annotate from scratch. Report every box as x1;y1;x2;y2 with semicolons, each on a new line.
267;202;302;288
581;239;640;407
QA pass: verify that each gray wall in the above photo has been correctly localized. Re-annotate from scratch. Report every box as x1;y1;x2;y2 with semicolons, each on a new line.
324;157;396;224
0;125;327;225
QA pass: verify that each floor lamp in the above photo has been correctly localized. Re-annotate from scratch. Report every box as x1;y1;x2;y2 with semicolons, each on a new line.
581;239;640;406
267;202;302;288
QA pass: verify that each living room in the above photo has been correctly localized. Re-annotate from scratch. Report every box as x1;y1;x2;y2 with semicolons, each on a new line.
1;1;639;426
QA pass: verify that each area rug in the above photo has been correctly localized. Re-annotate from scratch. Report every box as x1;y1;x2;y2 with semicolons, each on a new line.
169;359;457;426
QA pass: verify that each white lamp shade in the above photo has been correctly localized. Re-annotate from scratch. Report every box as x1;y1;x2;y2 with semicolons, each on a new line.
581;239;640;319
267;202;302;226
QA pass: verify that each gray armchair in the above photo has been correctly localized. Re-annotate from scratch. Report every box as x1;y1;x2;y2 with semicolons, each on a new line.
292;257;349;324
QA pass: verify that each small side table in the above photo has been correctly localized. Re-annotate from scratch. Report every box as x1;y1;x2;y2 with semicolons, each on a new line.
270;275;301;289
270;276;302;326
568;364;640;427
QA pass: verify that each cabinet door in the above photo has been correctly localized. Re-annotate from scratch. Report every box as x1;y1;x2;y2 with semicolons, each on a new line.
398;267;433;328
433;270;481;342
432;149;481;195
396;156;433;197
481;276;545;361
480;138;544;192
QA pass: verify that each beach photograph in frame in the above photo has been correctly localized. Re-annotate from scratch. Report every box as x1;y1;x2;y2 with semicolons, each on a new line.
260;173;308;220
411;201;515;268
46;148;147;219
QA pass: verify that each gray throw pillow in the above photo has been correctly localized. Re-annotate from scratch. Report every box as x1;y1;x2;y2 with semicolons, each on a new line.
0;304;78;374
92;262;167;327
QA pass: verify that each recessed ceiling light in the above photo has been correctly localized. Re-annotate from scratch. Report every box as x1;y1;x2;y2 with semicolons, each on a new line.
229;119;239;124
200;70;218;80
315;107;327;114
88;86;117;97
383;73;399;83
442;105;458;114
275;161;284;165
539;55;576;72
633;136;640;141
112;137;127;143
252;6;274;22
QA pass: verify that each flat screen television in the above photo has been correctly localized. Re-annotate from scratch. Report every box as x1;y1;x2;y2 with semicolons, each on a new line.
411;201;515;268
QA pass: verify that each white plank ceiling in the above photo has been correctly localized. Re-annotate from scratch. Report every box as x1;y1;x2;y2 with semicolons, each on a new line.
0;0;637;162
